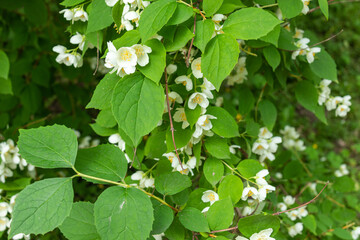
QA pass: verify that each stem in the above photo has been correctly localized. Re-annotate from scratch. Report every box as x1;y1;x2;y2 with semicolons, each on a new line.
310;29;344;48
239;45;257;56
292;150;313;177
222;160;258;185
211;226;238;233
272;181;329;216
259;3;278;8
254;83;267;122
164;68;184;170
186;14;197;68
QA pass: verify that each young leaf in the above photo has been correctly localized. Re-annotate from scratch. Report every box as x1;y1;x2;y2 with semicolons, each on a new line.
223;8;282;40
112;2;124;28
206;197;233;230
178;207;210;232
9;178;74;238
86;0;113;33
277;0;303;19
94;187;154;240
164;26;194;52
138;0;177;42
302;215;317;235
59;202;100;240
112;72;165;146
310;50;337;81
217;0;246;14
206;106;239;138
237;214;280;237
204;135;231;159
0;178;31;191
318;0;329;20
144;130;167;158
218;175;243;204
18;124;78;169
202;33;240;90
155;172;192;195
258;99;277;130
151;199;174;235
193;19;215;53
203;0;224;16
113;30;141;49
263;45;281;71
203;157;224;186
96;109;117;128
75;144;128;183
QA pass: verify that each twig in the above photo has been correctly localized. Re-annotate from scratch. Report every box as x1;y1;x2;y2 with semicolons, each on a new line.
93;32;100;75
309;0;360;13
272;181;329;216
310;29;344;48
186;14;197;68
211;226;238;233
254;83;267;122
129;147;140;168
259;3;278;8
14;114;52;134
164;68;184;170
239;148;249;159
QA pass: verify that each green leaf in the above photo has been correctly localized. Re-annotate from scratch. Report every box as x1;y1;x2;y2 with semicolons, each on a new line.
332;208;356;223
206;106;239;138
166;122;194;151
237;214;280;237
164;26;194;52
333;228;353;239
151;199;174;235
0;78;12;95
202;34;240;90
218;175;243;204
113;30;141;49
0;178;31;191
165;217;185;240
263;45;281;71
237;159;264;178
87;0;113;33
18;125;78;168
60;0;85;7
259;25;281;47
0;50;10;79
203;157;224;186
203;0;224;16
94;187;153;240
310;50;337;81
138;0;177;42
9;178;74;238
138;39;166;84
96;109;117;128
278;0;303;19
112;72;165;146
302;215;317;235
223;8;282;40
185;104;202;127
178;207;210;232
204;135;231;159
86;73;120;110
112;2;124;27
144;130;167;158
167;3;193;25
90;123;118;137
318;0;329;19
75;144;128;183
155;172;192;195
238;86;255;115
193;20;215;53
258;100;277;130
217;0;246;14
333;176;355;192
24;0;47;26
206;198;233;230
59;202;100;240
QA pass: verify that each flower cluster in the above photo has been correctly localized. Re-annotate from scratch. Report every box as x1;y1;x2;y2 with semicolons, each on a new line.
163;153;197;176
130;170;155;188
242;169;276;202
280;126;306;151
226;56;248;86
301;0;311;15
201;190;219;213
292;37;321;63
108;133;132;163
317;79;352;117
212;14;226;35
59;6;88;23
236;228;275;240
0;140;35;183
288;222;304;237
252;127;282;163
104;42;152;77
334;163;349;177
352;227;360;240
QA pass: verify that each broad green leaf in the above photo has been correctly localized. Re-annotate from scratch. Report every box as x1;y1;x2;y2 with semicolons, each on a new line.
165;217;185;240
138;0;177;42
319;0;329;19
237;214;280;237
112;2;124;28
278;28;297;50
333;228;353;239
333;176;355;192
202;34;240;90
237;159;264;178
0;178;31;191
166;122;194;151
0;78;12;95
144;130;167;158
206;198;233;230
164;26;194;52
193;20;215;53
263;45;280;71
203;0;224;16
223;8;282;40
258;100;277;130
238;86;255;115
59;202;100;240
302;215;317;235
310;50;337;81
155;172;192;195
205;135;231;159
217;0;246;14
138;39;166;84
18;125;78;168
259;25;281;47
9;178;74;238
187;188;209;211
86;73;120;110
185;104;202;127
167;3;193;25
60;0;85;7
203;157;224;186
151;199;174;235
218;175;243;204
332;208;356;223
96;109;117;128
94;187;153;240
113;30;141;49
112;72;165;146
278;0;303;19
206;106;239;138
75;144;128;183
178;207;210;232
90;123;118;137
87;0;113;33
0;50;10;79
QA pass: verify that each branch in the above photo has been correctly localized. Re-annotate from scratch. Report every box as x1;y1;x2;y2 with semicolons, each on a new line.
211;226;238;234
272;181;329;216
164;68;184;170
186;14;197;68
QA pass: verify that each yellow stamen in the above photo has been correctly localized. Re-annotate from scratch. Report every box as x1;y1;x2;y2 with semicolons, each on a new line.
121;50;132;61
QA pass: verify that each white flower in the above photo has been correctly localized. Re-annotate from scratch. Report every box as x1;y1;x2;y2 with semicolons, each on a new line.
286;210;299;221
280;126;300;139
104;42;138;76
70;32;85;51
215;97;223;107
335;104;350;117
201;206;210;213
168;92;183;104
342;95;352;106
0;202;9;217
258;184;275;202
252;139;269;156
277;202;287;211
59;9;74;21
193;114;217;138
188;92;209;110
249;228;275;240
163;152;180;169
258;127;272;139
0;216;9;231
227;57;248;85
306;47;321;63
288;222;304;237
267;136;282;153
255;169;269;186
235;236;248;240
241;187;259;201
212;14;226;24
275;172;283;179
124;11;140;27
166;64;177;75
325;97;337;111
201;190;219;205
351;227;360;240
301;0;311;14
108;133;126;151
283;195;295;206
201;78;215;99
131;44;152;66
298;206;308;218
175;76;193;91
12;233;31;240
191;57;203;78
294;28;304;39
152;233;165;240
105;0;119;7
8;194;17;213
73;8;88;22
335;164;349;177
229;145;241;154
173;108;190;129
131;171;144;180
292;38;310;60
